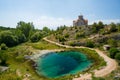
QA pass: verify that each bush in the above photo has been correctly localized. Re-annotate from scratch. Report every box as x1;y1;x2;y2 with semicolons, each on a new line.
86;40;94;48
58;36;66;42
107;39;117;47
0;52;8;66
115;53;120;60
30;32;41;42
109;48;119;58
64;33;69;38
1;43;8;50
0;31;18;47
69;41;76;46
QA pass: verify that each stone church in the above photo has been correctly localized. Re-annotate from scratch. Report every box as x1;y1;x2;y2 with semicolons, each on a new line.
73;15;88;26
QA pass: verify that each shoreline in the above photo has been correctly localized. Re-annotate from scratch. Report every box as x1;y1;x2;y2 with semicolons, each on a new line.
30;49;64;62
43;37;118;80
30;49;93;79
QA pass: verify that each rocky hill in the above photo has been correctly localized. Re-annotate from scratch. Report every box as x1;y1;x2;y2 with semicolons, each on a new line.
48;22;120;48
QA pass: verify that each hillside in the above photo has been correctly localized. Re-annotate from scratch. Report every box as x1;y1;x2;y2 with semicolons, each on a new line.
0;21;120;80
48;22;120;48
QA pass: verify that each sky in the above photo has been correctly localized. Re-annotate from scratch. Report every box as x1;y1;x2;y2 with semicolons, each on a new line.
0;0;120;29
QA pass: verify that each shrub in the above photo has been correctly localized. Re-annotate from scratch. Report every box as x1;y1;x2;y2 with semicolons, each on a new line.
30;32;41;42
0;31;18;47
107;39;117;47
69;41;76;46
1;43;8;50
109;48;119;58
86;40;94;48
115;53;120;60
58;36;66;42
64;33;69;38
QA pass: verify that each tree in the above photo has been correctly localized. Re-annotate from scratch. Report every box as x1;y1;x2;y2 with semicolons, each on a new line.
109;48;119;58
43;27;50;33
30;32;42;42
92;22;98;33
0;31;18;47
117;23;120;32
16;21;34;40
110;22;117;32
14;30;26;43
97;21;104;29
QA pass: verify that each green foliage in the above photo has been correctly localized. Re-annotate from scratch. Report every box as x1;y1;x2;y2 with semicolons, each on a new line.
86;40;94;48
97;21;104;29
92;22;98;33
117;23;120;32
109;48;119;58
16;21;34;39
0;43;8;50
69;41;76;46
30;32;42;42
92;76;105;80
0;70;22;80
14;30;26;43
43;27;51;33
91;21;104;33
107;39;117;47
75;32;85;39
0;31;18;47
26;40;62;50
58;36;66;42
115;52;120;60
0;26;12;30
64;33;69;38
0;52;8;66
110;23;117;32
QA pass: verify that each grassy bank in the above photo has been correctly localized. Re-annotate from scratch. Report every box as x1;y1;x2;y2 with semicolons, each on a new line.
0;40;63;80
0;40;106;80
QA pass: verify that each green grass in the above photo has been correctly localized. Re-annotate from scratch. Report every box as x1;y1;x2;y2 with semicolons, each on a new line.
0;40;107;80
25;40;63;50
0;40;64;80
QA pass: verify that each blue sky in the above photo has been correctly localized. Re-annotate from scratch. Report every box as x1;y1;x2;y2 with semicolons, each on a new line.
0;0;120;29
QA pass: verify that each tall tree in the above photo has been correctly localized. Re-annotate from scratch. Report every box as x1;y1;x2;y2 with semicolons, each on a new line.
16;21;34;40
98;21;104;29
110;22;117;32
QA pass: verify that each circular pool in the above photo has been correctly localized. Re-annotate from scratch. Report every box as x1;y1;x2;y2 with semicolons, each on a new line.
36;51;92;78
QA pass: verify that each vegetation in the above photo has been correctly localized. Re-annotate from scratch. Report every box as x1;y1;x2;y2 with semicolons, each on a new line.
0;43;8;50
50;22;120;48
0;21;120;80
109;48;120;60
30;31;42;42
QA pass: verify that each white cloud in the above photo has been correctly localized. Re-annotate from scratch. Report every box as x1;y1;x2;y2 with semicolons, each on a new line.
33;16;72;29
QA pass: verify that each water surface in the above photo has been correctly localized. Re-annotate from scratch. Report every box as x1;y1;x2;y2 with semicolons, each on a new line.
36;51;92;78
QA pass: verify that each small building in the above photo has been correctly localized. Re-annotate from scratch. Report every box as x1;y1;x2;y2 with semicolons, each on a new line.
103;45;111;50
73;15;88;26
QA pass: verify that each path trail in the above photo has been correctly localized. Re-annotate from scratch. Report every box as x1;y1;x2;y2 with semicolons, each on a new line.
43;37;117;80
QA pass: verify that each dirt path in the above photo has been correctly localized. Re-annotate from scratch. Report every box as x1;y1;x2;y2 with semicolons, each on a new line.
43;37;117;80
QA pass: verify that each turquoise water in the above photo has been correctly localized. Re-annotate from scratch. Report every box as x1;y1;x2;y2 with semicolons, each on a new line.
36;51;92;78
